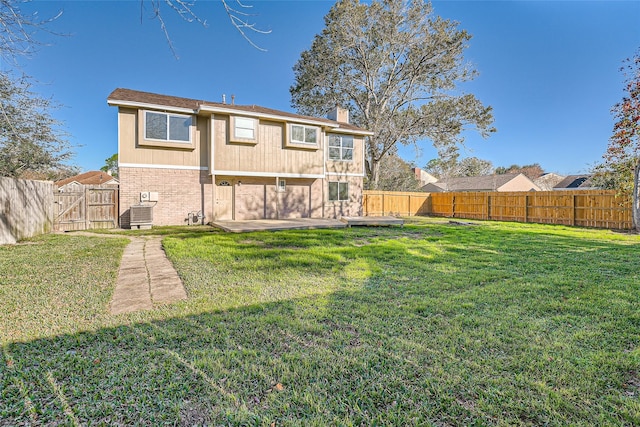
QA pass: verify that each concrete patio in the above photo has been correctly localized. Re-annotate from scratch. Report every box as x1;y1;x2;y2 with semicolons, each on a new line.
210;218;347;233
210;216;403;233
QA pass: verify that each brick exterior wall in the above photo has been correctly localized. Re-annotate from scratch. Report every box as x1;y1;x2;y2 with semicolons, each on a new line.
323;176;363;218
119;167;213;227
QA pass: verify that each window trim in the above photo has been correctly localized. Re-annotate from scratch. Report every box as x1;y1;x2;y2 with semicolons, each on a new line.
286;123;319;149
143;110;192;144
328;181;349;201
328;134;354;162
230;115;258;144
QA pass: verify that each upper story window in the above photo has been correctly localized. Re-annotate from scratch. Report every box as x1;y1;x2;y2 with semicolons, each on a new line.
290;124;318;145
144;111;191;143
328;134;354;161
231;116;258;143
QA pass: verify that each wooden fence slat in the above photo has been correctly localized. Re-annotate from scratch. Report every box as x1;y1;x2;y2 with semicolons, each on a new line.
362;190;633;230
54;185;119;231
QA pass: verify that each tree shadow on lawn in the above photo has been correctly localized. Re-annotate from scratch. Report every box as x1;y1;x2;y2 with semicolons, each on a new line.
2;224;639;426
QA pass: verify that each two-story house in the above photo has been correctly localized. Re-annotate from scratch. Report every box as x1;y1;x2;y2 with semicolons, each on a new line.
107;88;372;227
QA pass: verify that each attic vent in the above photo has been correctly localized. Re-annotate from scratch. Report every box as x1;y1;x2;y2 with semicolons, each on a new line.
130;205;153;229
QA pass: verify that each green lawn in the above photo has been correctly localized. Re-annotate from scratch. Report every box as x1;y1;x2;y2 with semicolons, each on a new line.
1;218;639;425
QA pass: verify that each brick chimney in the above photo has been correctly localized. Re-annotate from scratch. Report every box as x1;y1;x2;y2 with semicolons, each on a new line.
328;106;349;124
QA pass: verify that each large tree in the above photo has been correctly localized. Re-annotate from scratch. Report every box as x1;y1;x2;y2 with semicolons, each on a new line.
0;73;74;178
495;163;544;180
596;51;640;229
290;0;495;188
424;156;493;179
375;154;421;191
0;0;75;179
101;153;119;178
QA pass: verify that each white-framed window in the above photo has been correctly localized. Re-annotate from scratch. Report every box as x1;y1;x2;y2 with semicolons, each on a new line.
233;116;257;141
278;179;286;192
328;182;349;201
144;111;191;143
290;124;318;145
328;134;354;161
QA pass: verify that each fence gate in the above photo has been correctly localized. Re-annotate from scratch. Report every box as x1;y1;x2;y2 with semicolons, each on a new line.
54;186;119;231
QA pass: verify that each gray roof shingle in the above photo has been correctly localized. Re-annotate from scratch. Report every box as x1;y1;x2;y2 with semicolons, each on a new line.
107;88;369;133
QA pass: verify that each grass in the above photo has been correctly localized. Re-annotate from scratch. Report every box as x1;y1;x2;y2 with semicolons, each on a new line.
1;218;639;425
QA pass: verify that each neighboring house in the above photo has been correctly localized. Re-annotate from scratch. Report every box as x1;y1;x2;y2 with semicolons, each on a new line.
552;174;597;190
55;170;119;192
107;88;373;227
412;168;438;186
533;173;566;191
421;173;541;192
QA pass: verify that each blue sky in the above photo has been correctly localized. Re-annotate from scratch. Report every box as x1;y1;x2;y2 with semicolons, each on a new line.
4;0;639;175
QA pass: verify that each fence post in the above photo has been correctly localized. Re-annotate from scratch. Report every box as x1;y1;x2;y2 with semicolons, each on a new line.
382;192;385;216
486;193;490;220
452;194;456;218
524;194;528;223
571;194;576;226
84;186;90;230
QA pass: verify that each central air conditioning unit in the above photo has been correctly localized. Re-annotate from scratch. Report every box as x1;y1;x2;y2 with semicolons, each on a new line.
129;205;153;229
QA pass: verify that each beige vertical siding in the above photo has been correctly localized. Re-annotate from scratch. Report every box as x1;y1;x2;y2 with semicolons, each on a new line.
118;108;206;168
212;116;324;176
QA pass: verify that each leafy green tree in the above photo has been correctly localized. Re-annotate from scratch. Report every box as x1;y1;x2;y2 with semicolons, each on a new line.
495;163;544;179
595;51;640;229
424;156;493;179
290;0;495;189
372;154;421;191
0;73;73;179
100;153;119;178
457;157;494;177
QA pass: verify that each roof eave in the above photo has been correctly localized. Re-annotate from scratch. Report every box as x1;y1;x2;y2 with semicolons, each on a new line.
107;99;197;114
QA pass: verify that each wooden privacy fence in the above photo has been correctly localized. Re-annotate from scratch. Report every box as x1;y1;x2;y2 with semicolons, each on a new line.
54;186;119;231
363;190;633;230
0;177;54;244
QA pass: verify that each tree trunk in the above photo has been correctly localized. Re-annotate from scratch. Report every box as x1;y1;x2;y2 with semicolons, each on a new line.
634;158;640;232
369;158;381;190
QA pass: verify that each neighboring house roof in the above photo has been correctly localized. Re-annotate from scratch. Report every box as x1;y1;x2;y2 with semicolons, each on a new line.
421;173;540;192
534;173;566;191
412;168;438;186
421;182;445;193
552;174;596;190
55;171;118;187
107;88;373;135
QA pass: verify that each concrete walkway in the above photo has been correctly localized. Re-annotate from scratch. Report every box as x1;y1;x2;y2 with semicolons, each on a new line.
110;236;187;315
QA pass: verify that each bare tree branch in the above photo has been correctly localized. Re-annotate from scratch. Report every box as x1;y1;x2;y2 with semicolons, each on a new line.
221;0;271;52
143;0;270;58
0;0;63;63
